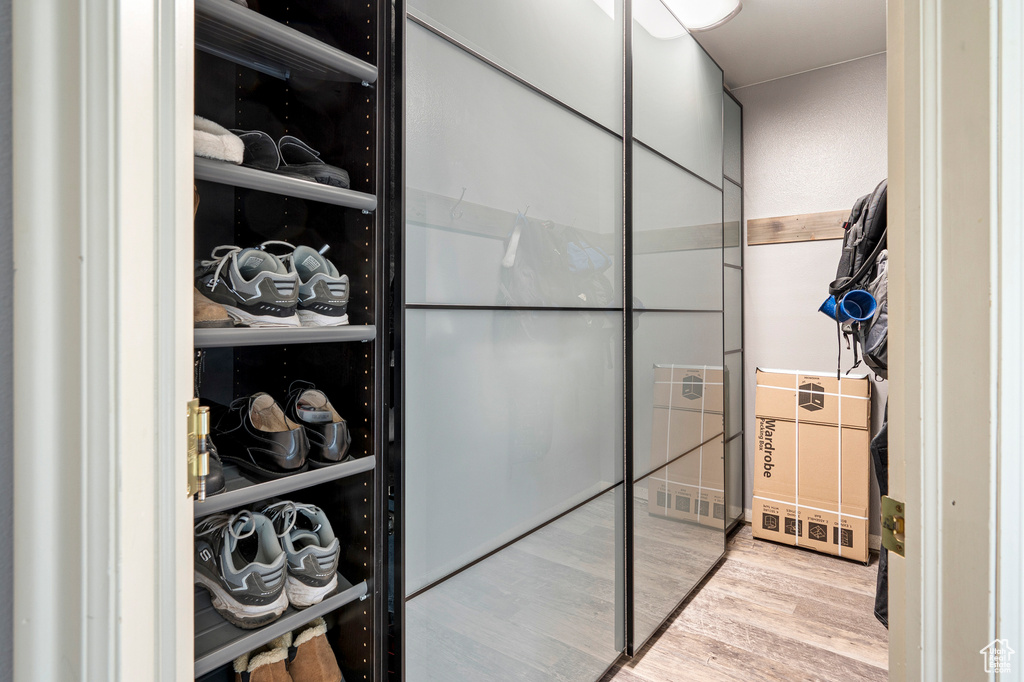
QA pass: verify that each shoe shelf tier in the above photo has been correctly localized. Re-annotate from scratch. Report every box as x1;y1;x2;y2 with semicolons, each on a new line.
194;324;376;349
194;157;378;212
195;0;378;84
194;573;369;677
194;457;376;519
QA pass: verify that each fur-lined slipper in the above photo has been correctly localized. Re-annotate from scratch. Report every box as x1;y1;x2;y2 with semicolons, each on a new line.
232;633;292;682
194;116;244;165
289;618;343;682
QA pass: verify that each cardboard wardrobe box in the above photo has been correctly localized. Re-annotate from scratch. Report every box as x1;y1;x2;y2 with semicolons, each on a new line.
647;365;726;529
751;368;872;562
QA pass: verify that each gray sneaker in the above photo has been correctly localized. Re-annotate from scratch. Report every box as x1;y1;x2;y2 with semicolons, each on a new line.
261;501;340;608
194;511;289;629
195;245;300;328
290;246;350;327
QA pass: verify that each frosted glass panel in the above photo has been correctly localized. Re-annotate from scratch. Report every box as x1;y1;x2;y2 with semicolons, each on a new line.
725;179;742;267
725;268;742;351
633;312;724;482
633;0;723;185
634;454;725;646
405;309;623;592
724;93;742;182
406;23;622;307
726;352;743;438
406;487;623;681
633;143;723;311
408;0;623;134
725;435;744;526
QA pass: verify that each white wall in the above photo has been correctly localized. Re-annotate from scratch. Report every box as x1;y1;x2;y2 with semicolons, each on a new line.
734;53;888;536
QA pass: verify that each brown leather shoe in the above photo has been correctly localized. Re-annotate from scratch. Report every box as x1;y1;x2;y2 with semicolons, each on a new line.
288;618;343;682
194;287;234;328
233;635;293;682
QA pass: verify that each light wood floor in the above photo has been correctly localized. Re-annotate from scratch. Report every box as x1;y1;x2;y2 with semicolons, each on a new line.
605;525;889;682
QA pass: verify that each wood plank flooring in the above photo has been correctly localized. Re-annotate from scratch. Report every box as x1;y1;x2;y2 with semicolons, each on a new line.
605;525;888;682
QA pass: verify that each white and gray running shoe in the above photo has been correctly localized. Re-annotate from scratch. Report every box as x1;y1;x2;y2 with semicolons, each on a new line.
194;511;289;629
195;245;300;328
261;501;341;608
268;243;350;327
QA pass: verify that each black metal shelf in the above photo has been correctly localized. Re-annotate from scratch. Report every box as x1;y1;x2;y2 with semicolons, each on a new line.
194;574;369;677
194;158;378;212
195;0;378;84
194;456;376;519
194;324;376;349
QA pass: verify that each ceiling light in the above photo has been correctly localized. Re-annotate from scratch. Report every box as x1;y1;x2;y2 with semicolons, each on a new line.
633;0;687;40
662;0;742;32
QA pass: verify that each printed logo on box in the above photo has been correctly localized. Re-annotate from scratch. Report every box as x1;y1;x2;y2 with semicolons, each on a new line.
681;375;703;401
656;491;669;508
980;639;1014;674
832;527;853;548
798;383;825;412
808;521;828;542
713;503;725;520
762;513;779;531
675;495;691;513
699;500;710;517
784;517;802;536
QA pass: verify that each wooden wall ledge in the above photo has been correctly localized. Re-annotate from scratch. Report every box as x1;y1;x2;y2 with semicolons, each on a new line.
747;209;849;246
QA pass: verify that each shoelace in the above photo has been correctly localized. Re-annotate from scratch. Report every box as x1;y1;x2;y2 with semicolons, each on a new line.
258;240;297;267
262;501;318;539
194;510;257;545
199;245;243;289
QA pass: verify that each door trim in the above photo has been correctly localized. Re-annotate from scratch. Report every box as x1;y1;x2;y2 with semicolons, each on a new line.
11;0;194;679
889;1;1022;678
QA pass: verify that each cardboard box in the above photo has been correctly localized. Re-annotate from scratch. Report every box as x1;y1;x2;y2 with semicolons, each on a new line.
647;365;726;528
751;368;872;562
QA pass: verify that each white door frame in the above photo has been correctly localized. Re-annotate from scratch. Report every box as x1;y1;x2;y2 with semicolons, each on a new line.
11;0;194;679
889;0;1023;679
9;0;1024;680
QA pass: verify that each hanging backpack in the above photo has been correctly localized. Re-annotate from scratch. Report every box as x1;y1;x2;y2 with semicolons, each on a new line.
829;179;888;379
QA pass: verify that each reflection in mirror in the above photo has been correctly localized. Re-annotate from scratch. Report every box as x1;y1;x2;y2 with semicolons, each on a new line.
633;143;723;311
406;22;623;307
724;179;742;266
633;312;724;481
405;309;623;592
406;487;624;681
633;443;725;645
633;0;724;185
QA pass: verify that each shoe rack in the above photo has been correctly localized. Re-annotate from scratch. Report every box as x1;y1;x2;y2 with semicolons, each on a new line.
191;0;384;679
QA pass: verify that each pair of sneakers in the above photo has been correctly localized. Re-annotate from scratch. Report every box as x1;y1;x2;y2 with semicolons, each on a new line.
232;617;344;682
215;383;353;480
195;241;350;328
194;502;340;630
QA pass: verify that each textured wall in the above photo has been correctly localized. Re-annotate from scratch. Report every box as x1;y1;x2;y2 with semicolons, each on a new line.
734;53;888;536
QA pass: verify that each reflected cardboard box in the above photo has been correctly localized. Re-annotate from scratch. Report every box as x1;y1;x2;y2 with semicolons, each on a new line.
647;365;726;529
751;368;871;563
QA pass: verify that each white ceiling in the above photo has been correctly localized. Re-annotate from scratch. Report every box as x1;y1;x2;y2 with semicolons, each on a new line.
691;0;887;90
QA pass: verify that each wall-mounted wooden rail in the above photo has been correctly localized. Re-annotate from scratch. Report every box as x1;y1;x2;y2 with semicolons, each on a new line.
747;209;849;246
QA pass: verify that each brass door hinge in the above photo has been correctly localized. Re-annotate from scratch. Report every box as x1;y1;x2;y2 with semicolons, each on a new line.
881;495;905;557
186;399;211;500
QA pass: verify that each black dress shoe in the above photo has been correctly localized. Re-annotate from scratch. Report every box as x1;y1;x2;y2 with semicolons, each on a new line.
287;382;352;467
204;436;227;496
214;393;309;479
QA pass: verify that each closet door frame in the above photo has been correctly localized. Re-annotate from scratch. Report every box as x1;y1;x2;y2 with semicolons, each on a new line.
11;0;194;680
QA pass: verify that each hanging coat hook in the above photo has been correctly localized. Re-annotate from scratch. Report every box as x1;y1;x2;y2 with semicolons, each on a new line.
450;187;467;220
